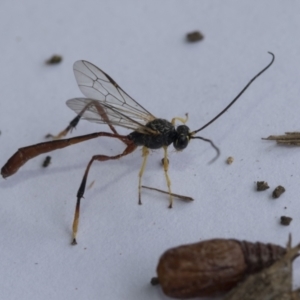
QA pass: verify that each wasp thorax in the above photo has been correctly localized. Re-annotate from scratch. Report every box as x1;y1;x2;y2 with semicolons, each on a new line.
173;125;190;150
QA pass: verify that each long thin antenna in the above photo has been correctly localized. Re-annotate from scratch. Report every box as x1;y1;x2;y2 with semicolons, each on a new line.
190;136;220;163
191;52;275;135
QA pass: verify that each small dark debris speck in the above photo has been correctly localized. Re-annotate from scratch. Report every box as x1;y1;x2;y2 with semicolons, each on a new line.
150;277;160;286
272;186;285;198
280;216;292;226
42;156;51;167
256;181;269;191
186;31;204;42
46;55;62;65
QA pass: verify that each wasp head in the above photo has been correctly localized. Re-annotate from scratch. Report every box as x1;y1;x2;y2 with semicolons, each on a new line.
173;125;190;150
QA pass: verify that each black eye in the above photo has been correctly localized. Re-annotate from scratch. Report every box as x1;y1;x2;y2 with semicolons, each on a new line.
174;135;189;150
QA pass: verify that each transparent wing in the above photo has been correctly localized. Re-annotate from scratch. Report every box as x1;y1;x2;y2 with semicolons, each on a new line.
66;98;155;133
69;60;156;130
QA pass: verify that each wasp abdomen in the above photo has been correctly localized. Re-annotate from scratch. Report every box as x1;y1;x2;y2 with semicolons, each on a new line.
155;238;286;298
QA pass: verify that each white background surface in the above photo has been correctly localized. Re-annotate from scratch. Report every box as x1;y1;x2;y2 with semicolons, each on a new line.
1;1;300;299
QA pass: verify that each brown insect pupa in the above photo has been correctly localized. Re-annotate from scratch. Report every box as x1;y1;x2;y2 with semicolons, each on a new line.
152;238;287;298
224;237;300;300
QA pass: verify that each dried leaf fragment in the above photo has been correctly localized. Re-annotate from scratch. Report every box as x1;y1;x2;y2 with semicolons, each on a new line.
273;185;286;198
280;216;292;226
257;181;270;191
263;132;300;145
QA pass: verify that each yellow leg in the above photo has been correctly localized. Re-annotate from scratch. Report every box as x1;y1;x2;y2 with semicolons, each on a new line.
171;113;188;126
138;147;149;205
162;146;173;208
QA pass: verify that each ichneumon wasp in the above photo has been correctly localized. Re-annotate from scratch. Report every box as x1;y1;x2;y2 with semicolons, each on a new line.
1;52;275;244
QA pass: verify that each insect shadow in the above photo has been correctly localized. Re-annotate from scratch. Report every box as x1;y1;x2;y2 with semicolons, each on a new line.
1;52;275;244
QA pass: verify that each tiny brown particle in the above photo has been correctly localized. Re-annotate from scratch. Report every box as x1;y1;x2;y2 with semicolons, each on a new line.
42;156;51;167
273;186;285;198
46;55;63;65
226;156;234;164
186;31;204;42
256;181;269;191
280;216;292;226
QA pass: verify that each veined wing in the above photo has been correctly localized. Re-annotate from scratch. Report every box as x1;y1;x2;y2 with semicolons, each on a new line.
66;98;157;133
70;60;156;129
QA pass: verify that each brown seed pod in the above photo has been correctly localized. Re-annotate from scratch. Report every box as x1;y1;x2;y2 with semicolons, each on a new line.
154;238;287;298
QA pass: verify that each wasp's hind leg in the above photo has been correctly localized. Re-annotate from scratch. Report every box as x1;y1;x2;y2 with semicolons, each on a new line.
71;140;137;245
